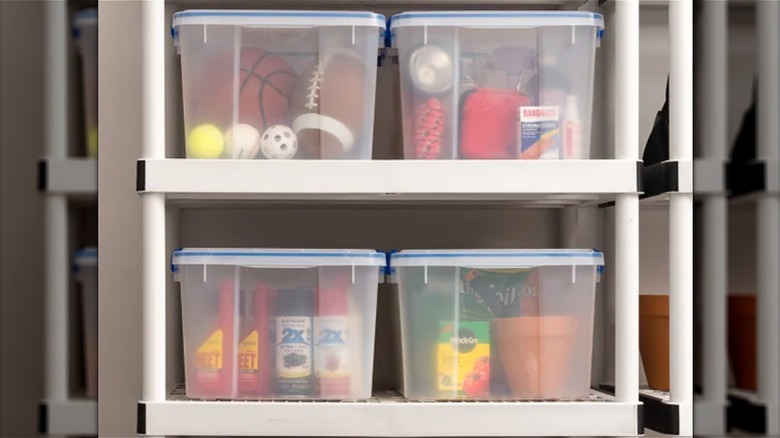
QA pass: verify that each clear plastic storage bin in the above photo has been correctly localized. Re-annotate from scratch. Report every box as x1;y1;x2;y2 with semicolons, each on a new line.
73;9;98;157
390;12;604;160
172;11;385;160
390;249;603;400
173;249;384;400
74;248;98;399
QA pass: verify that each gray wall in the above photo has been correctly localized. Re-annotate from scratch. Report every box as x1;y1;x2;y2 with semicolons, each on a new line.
1;1;97;436
1;2;46;435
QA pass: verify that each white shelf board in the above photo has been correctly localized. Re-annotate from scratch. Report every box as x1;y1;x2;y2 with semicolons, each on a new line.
694;159;726;195
694;398;726;436
167;0;588;8
39;158;97;197
139;389;641;437
40;398;97;436
137;159;640;206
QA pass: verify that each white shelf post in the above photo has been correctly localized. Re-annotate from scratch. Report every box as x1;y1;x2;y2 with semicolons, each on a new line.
669;0;694;435
697;0;727;435
614;0;639;407
756;1;780;434
141;0;167;405
562;206;579;248
43;0;69;406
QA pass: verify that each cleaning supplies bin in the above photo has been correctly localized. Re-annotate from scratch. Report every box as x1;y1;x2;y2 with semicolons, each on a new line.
173;248;384;400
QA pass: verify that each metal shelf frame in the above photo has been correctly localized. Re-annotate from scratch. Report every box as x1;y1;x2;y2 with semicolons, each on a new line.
121;0;691;435
40;2;98;436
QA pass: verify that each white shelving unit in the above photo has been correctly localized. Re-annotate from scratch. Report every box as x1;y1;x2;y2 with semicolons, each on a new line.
138;159;639;204
724;1;780;435
38;2;98;437
39;158;98;197
599;1;693;435
105;0;682;435
693;1;728;436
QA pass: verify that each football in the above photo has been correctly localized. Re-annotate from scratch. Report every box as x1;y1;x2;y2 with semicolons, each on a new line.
290;49;367;159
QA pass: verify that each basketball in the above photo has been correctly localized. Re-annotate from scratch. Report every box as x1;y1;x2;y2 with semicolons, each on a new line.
290;49;367;159
191;48;298;134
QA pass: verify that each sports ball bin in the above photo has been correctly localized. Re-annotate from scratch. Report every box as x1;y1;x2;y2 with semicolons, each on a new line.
390;11;604;160
173;248;384;400
172;10;385;160
73;9;98;157
390;249;603;400
74;248;98;399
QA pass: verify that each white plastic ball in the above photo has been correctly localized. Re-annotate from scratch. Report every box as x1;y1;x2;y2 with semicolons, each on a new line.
226;123;261;159
260;125;298;160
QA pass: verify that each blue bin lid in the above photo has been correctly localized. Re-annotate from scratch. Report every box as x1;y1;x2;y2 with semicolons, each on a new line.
73;8;97;28
172;248;386;271
172;10;386;39
73;247;98;269
390;249;604;268
389;11;604;31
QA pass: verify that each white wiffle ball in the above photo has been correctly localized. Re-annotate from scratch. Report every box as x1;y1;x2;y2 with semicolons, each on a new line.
226;123;261;159
260;125;298;159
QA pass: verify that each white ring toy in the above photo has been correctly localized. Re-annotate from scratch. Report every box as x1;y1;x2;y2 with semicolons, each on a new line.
292;113;355;152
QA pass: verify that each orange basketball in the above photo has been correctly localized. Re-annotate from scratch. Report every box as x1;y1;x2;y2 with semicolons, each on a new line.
191;48;297;133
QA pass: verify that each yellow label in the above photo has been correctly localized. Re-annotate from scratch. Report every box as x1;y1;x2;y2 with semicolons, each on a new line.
437;322;490;397
239;330;259;372
196;329;223;370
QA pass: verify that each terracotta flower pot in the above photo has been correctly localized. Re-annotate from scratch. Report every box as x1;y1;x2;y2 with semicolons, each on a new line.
728;295;756;391
639;295;669;391
492;316;577;399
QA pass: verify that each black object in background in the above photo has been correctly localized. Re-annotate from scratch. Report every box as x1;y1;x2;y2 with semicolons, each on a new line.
730;81;757;164
642;78;670;166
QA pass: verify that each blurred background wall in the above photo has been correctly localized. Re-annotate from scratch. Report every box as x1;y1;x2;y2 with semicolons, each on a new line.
1;2;47;435
2;2;96;435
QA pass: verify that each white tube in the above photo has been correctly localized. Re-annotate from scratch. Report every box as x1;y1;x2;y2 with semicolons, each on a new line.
670;0;693;162
44;196;68;402
615;0;639;162
757;196;780;403
141;0;167;403
142;0;165;160
756;0;779;162
43;0;68;403
614;0;639;405
699;0;727;161
143;194;167;402
669;1;694;425
669;193;693;407
44;0;67;160
615;194;639;404
698;3;727;433
562;206;579;248
701;197;727;407
755;2;780;434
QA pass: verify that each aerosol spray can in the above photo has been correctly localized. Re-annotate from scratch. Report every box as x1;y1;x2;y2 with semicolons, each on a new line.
274;288;314;397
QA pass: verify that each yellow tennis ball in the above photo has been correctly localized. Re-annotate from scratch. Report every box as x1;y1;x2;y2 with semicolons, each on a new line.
87;127;98;157
187;124;225;158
